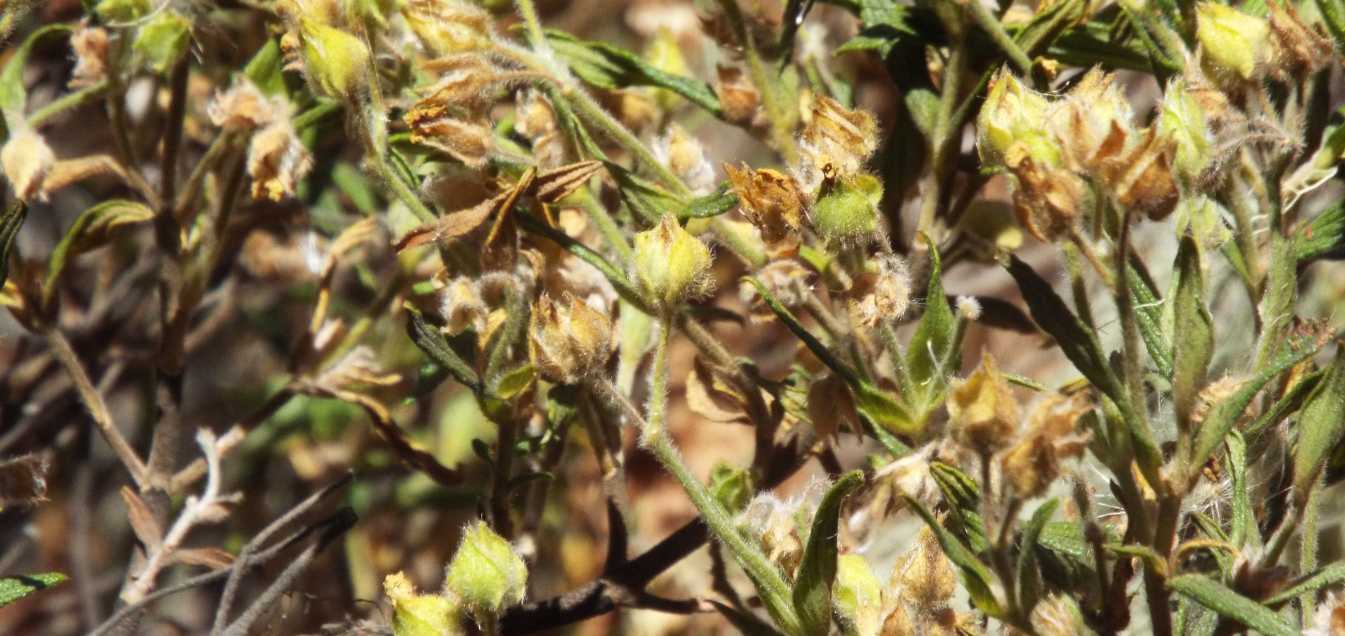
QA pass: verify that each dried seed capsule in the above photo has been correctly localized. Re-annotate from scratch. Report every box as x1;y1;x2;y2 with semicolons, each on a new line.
725;163;807;246
947;352;1020;455
528;292;613;385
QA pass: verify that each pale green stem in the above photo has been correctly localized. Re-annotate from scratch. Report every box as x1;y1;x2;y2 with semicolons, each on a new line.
916;43;966;240
642;320;801;635
966;0;1034;78
1301;477;1321;626
29;79;110;128
713;0;798;163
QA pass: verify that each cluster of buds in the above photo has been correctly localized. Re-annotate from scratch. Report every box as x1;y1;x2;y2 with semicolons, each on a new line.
977;65;1239;240
1196;1;1332;85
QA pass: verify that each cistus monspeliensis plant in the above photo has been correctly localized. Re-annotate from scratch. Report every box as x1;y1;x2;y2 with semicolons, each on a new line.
7;0;1345;634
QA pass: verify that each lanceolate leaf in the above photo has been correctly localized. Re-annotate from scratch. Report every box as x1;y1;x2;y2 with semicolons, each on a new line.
0;24;73;129
930;462;989;553
1172;236;1213;432
1016;498;1059;613
1169;574;1296;636
906;241;956;408
1296;202;1345;263
405;306;481;394
793;471;864;636
43;200;154;307
1265;562;1345;606
544;30;723;117
1225;432;1256;549
1188;333;1326;478
1005;256;1125;403
0;201;27;289
0;572;66;608
607;162;684;226
1126;263;1172;378
1292;347;1345;497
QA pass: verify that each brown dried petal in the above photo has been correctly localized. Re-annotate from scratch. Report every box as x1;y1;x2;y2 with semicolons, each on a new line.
531;160;603;204
725;163;806;244
121;486;165;550
686;357;751;424
0;454;48;506
69;26;110;88
715;65;760;125
405;106;491;168
1011;157;1087;240
247;120;312;201
173;547;236;570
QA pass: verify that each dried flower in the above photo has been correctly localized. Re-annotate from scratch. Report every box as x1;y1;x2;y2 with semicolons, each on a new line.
1196;3;1271;81
1001;393;1091;499
515;89;564;168
632;215;714;309
977;69;1058;171
69;26;110;88
444;520;528;619
1157;77;1217;185
1030;595;1087;636
808;373;859;438
401;0;491;56
850;255;911;328
1268;0;1333;78
2;130;55;202
654;125;715;194
891;527;956;613
0;454;49;506
948;352;1020;455
714;65;760;126
1051;67;1134;176
1304;591;1345;636
384;572;461;636
1105;126;1181;221
405;108;492;168
247;119;312;201
796;96;879;194
1010;157;1090;240
725;163;807;246
207;80;279;131
528;292;613;384
955;296;982;321
440;276;488;336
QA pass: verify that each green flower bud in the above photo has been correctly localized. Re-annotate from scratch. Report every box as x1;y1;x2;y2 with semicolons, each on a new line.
977;69;1059;170
444;521;528;619
384;572;461;636
298;17;370;98
1174;194;1232;249
94;0;151;22
133;11;192;74
401;0;492;56
812;173;882;247
632;215;714;309
834;554;882;636
1196;3;1270;81
1157;78;1214;184
645;28;690;110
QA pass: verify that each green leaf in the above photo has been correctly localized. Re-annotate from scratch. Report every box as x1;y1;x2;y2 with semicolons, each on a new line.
1294;203;1345;263
835;0;914;58
0;201;27;289
1246;367;1324;438
43;200;154;308
906;242;956;408
1292;347;1345;497
544;30;723;117
607;162;684;226
0;572;67;607
1255;234;1298;366
132;11;192;74
1189;333;1326;476
1037;521;1090;562
1169;574;1296;636
1172;237;1213;431
1315;0;1345;59
1225;432;1257;549
489;364;535;400
1265;562;1345;606
904;496;1004;618
1126;264;1172;378
1016;498;1059;613
243;38;288;96
930;461;989;553
679;185;738;220
0;24;73;129
793;471;865;635
709;463;754;514
405;305;482;393
1005;255;1125;402
1015;0;1087;54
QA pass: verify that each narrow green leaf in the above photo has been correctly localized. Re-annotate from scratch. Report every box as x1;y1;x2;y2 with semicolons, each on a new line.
906;242;956;407
243;38;288;96
545;30;723;117
1295;203;1345;263
1255;234;1298;367
1315;0;1345;59
0;572;67;607
709;463;754;514
405;305;481;394
0;24;73;128
835;1;914;58
0;201;27;289
793;471;865;635
1245;367;1324;438
904;496;1004;618
43;200;154;307
1016;498;1059;613
1169;574;1296;636
1037;521;1090;562
1292;347;1345;497
607;162;684;226
490;364;535;400
1005;255;1125;403
1225;432;1256;549
1126;264;1173;378
680;186;738;220
1188;333;1325;475
930;461;989;553
1265;562;1345;606
1015;0;1087;54
1172;236;1213;431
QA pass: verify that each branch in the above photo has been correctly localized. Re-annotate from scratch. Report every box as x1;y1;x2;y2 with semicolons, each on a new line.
45;329;148;488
